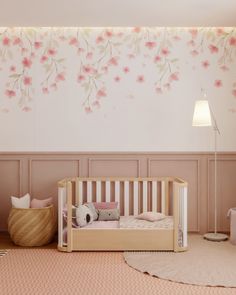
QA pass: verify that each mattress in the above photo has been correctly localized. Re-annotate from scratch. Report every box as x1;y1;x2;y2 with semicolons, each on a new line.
81;216;173;230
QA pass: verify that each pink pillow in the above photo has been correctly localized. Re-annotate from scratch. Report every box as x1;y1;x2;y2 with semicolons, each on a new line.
93;202;118;210
136;212;166;222
31;197;53;208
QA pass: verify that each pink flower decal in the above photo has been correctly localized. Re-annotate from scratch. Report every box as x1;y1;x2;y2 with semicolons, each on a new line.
156;87;162;94
77;75;85;83
83;65;96;75
229;37;236;46
216;28;225;36
10;66;16;72
34;41;42;49
127;54;135;59
189;29;198;39
40;55;48;63
2;37;10;46
13;37;22;46
209;44;219;54
96;88;107;99
133;27;141;33
154;55;161;63
22;57;32;68
56;72;65;82
42;87;49;94
123;67;130;73
145;41;157;50
220;65;229;71
202;60;210;69
96;36;104;44
85;106;92;114
190;50;199;57
108;57;119;66
105;30;113;38
161;48;170;56
23;76;32;86
136;75;144;83
5;89;16;98
214;80;222;88
86;52;93;60
48;48;57;56
92;100;101;108
114;76;121;82
169;72;179;82
69;37;78;46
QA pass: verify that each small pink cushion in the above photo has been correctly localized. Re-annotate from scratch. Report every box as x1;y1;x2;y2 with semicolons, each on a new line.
93;202;118;210
31;197;53;208
136;212;166;222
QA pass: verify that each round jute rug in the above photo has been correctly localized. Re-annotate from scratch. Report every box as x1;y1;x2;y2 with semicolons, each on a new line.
124;235;236;287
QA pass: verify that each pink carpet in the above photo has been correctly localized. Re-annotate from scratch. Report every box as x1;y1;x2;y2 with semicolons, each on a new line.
0;249;235;295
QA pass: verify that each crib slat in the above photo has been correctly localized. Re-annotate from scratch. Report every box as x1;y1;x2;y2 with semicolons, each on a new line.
115;181;120;209
124;181;129;216
78;181;83;205
183;187;188;247
161;181;165;214
105;181;111;202
133;181;139;215
142;181;147;212
96;181;101;202
75;178;79;206
87;181;92;203
152;181;157;212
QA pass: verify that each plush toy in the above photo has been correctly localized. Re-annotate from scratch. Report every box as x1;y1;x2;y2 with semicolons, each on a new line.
76;205;93;227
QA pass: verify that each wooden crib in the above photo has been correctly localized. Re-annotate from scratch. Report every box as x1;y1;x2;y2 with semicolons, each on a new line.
58;177;188;252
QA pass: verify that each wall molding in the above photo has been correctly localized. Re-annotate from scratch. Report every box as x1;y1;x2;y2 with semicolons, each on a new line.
88;158;141;177
28;158;81;194
0;158;22;196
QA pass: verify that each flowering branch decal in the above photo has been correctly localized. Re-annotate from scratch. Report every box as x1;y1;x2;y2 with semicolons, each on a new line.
0;27;236;114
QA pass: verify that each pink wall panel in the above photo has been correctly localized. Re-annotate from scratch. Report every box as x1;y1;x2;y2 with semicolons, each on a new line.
0;159;21;230
89;158;140;177
29;159;80;208
208;159;236;232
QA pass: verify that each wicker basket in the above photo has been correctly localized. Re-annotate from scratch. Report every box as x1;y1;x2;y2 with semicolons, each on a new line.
8;205;56;247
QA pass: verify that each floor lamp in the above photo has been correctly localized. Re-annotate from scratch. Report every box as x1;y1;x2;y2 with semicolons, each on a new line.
192;99;228;242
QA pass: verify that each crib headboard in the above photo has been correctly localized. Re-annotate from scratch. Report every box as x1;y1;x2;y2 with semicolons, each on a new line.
58;177;187;216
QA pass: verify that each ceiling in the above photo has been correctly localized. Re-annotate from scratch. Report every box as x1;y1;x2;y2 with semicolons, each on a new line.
1;0;236;27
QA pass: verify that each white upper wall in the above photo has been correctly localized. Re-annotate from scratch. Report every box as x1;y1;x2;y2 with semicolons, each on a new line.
1;0;236;27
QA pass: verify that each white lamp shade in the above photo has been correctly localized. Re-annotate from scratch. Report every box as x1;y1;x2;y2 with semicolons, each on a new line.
192;100;212;126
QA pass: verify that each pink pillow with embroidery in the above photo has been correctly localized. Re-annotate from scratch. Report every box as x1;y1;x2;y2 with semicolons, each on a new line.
93;202;118;210
136;212;166;222
31;197;53;208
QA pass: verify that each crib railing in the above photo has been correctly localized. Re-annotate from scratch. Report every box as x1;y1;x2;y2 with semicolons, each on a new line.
58;176;188;251
74;177;172;216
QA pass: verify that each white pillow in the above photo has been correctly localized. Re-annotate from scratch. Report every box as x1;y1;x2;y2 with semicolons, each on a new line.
11;193;30;209
136;212;166;222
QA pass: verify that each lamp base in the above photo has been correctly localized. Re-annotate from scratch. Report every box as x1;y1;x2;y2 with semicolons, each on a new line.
203;232;228;242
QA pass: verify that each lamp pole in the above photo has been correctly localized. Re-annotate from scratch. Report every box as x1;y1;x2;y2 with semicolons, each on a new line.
203;107;227;242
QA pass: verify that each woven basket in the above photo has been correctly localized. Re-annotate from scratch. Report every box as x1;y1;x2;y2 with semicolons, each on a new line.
8;205;56;247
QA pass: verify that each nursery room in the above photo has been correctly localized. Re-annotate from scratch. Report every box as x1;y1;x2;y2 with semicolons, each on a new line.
1;0;236;294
